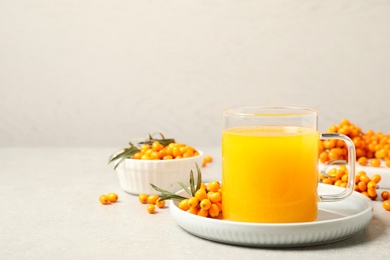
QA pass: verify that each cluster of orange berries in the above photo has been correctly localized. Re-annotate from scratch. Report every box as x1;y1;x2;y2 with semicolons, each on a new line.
319;119;390;168
319;167;390;211
138;193;166;214
131;141;200;160
178;181;223;218
99;193;119;205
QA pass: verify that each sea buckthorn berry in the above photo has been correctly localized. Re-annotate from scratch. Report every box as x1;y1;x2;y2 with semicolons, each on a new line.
139;193;148;204
318;173;327;181
209;192;222;203
150;151;160;160
165;146;173;156
341;174;348;183
172;147;182;158
355;171;365;183
141;154;150;160
152;141;163;151
356;148;366;158
323;139;336;149
367;188;377;199
183;150;194;158
188;197;199;208
319;152;328;163
195;188;208;201
371;174;382;183
197;209;209;217
189;206;200;215
370;158;381;167
359;174;371;184
382;200;390;211
209;204;220;218
207;181;221;192
202;155;213;167
178;199;190;211
357;181;367;192
200;199;212;210
322;178;333;185
140;144;150;152
132;152;142;159
386;160;390;168
156;199;166;208
357;157;368;166
318;141;324;153
147;204;156;214
99;195;110;205
158;149;167;158
381;191;390;200
162;155;173;160
367;181;377;190
147;194;159;205
375;149;386;159
215;202;223;212
107;193;118;203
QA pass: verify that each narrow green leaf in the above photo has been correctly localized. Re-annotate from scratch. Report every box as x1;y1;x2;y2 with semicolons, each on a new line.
189;170;195;197
109;146;139;169
195;163;202;192
177;182;192;197
150;183;178;196
108;149;125;163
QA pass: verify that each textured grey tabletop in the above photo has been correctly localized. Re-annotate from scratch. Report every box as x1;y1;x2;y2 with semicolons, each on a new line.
1;147;389;260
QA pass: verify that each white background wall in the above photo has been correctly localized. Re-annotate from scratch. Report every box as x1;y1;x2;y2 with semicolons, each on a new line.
1;0;389;148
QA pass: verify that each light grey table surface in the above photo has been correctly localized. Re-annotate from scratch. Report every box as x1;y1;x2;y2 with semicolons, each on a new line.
1;147;389;260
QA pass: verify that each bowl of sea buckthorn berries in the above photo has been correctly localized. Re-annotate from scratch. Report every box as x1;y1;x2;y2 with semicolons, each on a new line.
108;133;203;195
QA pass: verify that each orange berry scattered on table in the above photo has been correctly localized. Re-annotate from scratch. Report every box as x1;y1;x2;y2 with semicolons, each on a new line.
147;194;159;205
156;199;166;208
99;193;120;205
138;193;148;204
383;200;390;211
99;195;110;205
370;159;381;167
107;193;118;203
147;204;156;214
381;191;390;200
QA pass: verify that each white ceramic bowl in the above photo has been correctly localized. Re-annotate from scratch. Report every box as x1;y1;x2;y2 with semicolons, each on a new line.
115;151;203;195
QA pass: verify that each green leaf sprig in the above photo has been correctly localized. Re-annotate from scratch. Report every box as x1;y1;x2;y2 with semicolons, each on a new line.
150;163;202;202
108;132;175;169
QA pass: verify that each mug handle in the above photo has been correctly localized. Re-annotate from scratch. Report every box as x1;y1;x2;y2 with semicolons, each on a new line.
319;133;356;202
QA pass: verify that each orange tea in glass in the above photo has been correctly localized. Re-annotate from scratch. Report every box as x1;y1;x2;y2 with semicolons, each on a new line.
222;107;356;223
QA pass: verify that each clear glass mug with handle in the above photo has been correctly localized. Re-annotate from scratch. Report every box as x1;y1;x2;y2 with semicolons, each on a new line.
222;106;356;223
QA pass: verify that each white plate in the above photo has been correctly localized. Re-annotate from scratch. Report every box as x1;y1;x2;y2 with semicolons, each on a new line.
170;184;373;247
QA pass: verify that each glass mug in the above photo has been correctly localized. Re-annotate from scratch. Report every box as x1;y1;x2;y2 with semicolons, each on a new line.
222;107;356;223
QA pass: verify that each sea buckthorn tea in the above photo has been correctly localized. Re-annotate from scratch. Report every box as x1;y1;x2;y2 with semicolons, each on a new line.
222;107;356;223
